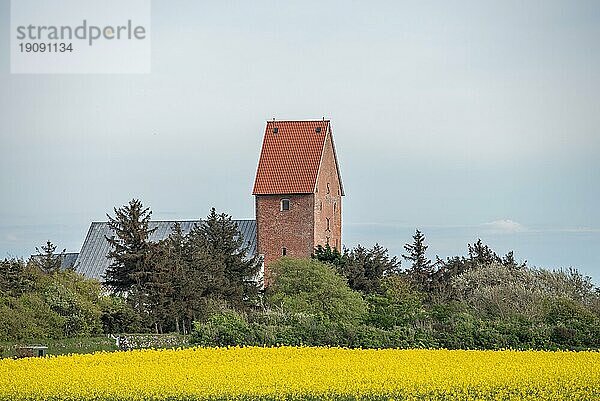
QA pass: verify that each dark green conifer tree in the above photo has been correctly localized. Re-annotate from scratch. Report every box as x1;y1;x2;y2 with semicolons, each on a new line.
160;223;188;333
318;243;400;295
0;258;29;296
468;239;501;265
104;199;156;295
402;229;434;292
313;244;344;266
33;240;64;274
199;208;261;308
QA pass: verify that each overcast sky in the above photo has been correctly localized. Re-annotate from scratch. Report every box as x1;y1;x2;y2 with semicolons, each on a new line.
1;1;599;280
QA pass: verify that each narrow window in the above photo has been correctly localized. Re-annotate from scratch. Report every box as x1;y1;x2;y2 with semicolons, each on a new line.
319;200;322;211
282;247;287;256
280;199;290;211
326;236;330;245
327;183;330;194
326;218;330;231
333;202;337;213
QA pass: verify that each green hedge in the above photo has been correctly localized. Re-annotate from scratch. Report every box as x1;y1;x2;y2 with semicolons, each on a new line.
191;309;600;350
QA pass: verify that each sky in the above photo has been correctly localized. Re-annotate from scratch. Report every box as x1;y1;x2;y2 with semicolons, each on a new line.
0;1;599;281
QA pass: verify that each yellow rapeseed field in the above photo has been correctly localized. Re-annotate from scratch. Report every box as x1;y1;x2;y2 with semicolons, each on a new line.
0;347;599;400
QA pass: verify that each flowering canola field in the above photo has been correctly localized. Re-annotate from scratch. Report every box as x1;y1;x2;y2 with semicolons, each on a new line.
1;347;599;400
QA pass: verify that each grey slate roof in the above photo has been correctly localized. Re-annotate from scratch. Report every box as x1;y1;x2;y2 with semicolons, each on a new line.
30;252;80;270
62;252;80;269
75;220;257;281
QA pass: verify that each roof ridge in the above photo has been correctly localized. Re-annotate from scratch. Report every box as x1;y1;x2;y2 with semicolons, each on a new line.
266;119;330;122
91;218;256;223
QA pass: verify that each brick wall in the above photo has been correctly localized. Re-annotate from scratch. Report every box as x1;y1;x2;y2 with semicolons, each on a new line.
314;131;343;250
255;193;315;270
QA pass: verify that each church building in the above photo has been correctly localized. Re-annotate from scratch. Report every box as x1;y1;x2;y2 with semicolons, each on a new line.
73;120;344;280
253;120;344;267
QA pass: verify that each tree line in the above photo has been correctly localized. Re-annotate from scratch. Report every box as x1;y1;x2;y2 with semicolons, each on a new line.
193;234;599;349
1;199;599;350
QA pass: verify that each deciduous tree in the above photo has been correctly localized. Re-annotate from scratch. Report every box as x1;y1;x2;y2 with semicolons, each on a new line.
267;258;367;324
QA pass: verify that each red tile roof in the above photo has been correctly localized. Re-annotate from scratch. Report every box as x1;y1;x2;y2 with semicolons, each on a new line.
253;120;330;195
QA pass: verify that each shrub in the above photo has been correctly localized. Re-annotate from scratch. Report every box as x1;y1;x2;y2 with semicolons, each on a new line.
266;258;367;324
192;310;252;346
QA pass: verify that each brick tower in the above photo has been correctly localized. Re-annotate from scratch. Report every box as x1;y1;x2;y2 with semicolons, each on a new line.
253;120;344;272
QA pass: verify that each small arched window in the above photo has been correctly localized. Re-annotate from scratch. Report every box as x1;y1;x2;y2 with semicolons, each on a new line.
282;247;287;256
326;218;330;231
326;183;330;194
280;199;290;211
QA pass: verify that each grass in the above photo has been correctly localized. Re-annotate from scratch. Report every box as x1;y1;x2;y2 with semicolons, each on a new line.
0;333;192;358
0;337;118;358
